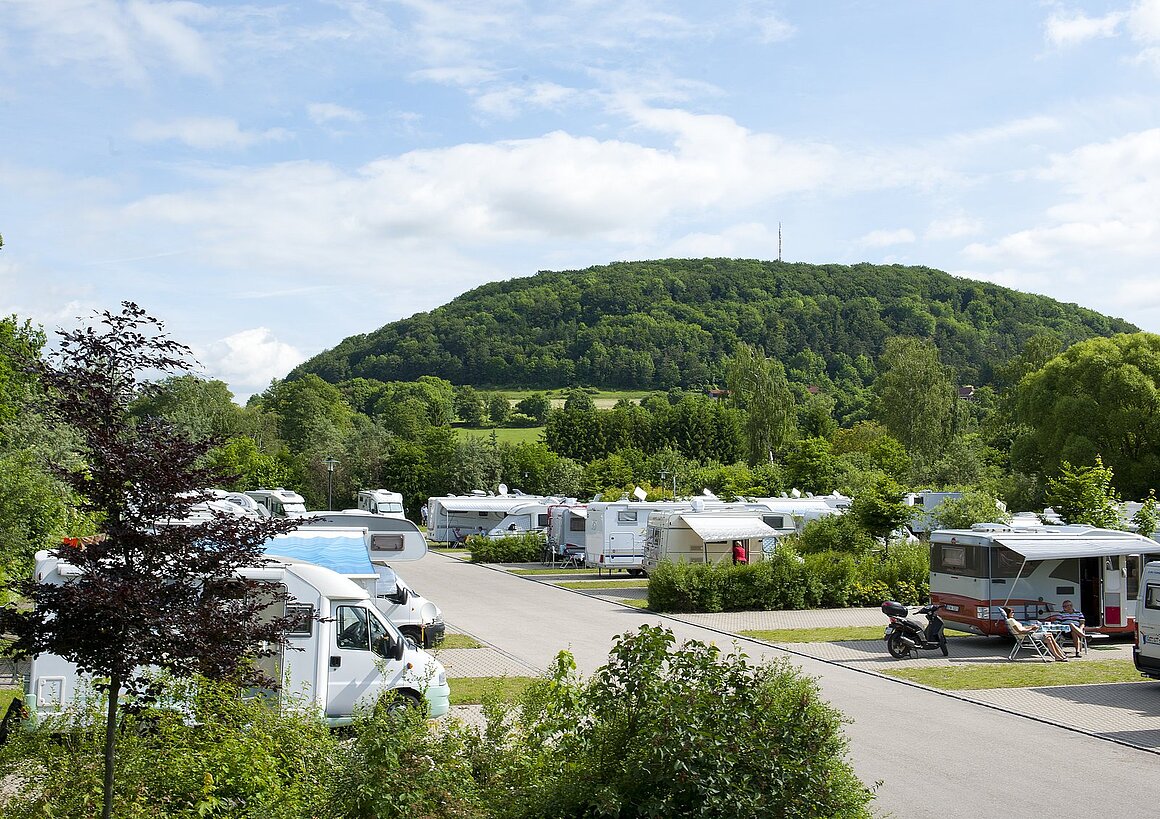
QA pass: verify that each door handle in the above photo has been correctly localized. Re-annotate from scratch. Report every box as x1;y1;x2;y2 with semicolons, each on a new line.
329;655;341;669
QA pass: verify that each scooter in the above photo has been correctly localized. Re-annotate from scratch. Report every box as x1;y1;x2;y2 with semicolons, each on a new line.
882;600;948;658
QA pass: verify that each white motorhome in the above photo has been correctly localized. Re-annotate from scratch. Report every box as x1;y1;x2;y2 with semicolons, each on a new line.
745;493;850;532
245;488;308;518
22;552;450;726
356;489;407;519
1134;560;1160;680
486;499;565;538
585;499;697;574
930;524;1160;637
426;490;552;544
282;515;444;647
642;508;785;574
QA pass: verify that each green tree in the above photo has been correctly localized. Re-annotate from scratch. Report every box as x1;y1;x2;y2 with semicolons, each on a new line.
1045;457;1122;528
205;435;294;491
872;336;955;464
562;388;596;412
516;392;551;424
131;375;245;440
1014;333;1160;498
850;476;914;541
1133;489;1160;539
488;393;512;426
931;491;1010;530
454;385;487;426
725;342;795;465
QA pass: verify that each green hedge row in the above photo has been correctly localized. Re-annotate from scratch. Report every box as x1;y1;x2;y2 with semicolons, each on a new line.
466;531;546;564
647;543;930;613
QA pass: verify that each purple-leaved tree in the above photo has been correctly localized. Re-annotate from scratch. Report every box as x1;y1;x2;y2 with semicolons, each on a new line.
0;303;301;819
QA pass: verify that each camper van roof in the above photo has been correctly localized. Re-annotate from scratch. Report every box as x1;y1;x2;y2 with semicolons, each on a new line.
265;528;376;577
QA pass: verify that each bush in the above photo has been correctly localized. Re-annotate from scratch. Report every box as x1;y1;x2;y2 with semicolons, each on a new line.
646;560;723;612
467;532;545;564
804;551;858;608
471;626;873;819
0;676;341;818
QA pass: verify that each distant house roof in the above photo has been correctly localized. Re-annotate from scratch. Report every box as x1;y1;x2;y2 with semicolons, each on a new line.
958;385;976;400
806;385;820;395
706;388;731;399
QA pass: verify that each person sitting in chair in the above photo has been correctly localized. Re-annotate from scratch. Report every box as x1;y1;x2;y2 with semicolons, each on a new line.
1049;599;1087;657
1002;606;1069;662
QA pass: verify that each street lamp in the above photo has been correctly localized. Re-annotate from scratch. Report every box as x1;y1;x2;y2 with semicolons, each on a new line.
323;456;338;510
659;470;670;499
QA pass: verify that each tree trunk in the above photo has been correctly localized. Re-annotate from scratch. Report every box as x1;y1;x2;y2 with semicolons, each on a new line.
102;673;120;819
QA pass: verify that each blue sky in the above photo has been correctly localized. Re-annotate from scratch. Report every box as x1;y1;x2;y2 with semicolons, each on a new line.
3;1;1160;401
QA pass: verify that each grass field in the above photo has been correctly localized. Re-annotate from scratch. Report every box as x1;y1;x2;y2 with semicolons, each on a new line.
438;633;484;649
448;676;538;705
454;426;544;444
882;659;1145;689
557;579;649;590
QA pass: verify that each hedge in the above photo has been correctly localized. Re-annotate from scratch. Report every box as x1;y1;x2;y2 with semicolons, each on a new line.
467;531;546;564
647;542;929;613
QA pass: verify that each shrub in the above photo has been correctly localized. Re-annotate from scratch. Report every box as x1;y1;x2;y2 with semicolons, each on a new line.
647;560;723;612
471;626;873;819
804;551;858;608
467;532;545;564
0;676;341;818
794;514;877;555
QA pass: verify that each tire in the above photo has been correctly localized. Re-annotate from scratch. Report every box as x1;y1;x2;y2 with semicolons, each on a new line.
939;634;949;657
382;691;423;718
399;626;422;647
886;630;911;659
627;569;645;577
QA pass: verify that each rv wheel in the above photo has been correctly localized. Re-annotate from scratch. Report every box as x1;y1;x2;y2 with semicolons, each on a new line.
382;691;423;718
399;626;422;647
627;569;645;577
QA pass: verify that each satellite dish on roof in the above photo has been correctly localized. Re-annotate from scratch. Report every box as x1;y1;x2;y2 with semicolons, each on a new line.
498;483;508;496
633;486;647;501
791;488;801;498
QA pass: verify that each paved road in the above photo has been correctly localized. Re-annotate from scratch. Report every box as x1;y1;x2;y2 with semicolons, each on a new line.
404;553;1160;819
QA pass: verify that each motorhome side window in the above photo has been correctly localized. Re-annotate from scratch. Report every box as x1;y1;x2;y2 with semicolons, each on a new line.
569;517;585;532
1146;583;1160;610
370;534;405;553
931;543;983;577
617;510;638;524
537;513;549;527
286;603;314;637
762;515;785;529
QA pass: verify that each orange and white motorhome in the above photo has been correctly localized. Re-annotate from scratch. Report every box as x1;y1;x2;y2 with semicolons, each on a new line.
930;524;1160;637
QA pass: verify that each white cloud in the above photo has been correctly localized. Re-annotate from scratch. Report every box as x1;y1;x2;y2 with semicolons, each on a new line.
858;228;916;247
1045;10;1124;48
925;216;983;241
8;0;219;84
131;118;291;150
307;103;364;125
199;328;305;401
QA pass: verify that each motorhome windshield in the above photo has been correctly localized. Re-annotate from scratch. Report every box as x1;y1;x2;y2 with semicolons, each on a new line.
282;502;308;514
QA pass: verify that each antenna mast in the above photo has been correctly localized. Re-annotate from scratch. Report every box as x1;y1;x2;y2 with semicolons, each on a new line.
778;222;782;262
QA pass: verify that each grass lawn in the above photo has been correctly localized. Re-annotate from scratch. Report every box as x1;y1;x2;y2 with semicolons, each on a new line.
448;676;539;705
882;659;1146;690
557;579;649;590
432;548;471;560
437;633;484;649
620;599;649;609
740;625;900;643
509;567;599;576
455;426;544;445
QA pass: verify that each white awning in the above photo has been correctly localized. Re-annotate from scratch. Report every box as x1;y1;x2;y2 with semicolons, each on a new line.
680;515;780;542
569;507;588;519
436;498;526;512
994;532;1158;561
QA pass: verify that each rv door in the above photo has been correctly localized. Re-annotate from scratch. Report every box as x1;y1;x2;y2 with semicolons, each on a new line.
326;603;404;717
1103;556;1128;628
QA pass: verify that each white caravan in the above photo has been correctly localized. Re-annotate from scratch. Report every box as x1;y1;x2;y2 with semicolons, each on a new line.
642;508;785;574
1134;560;1160;680
245;488;308;518
547;503;587;561
23;551;450;726
355;489;407;519
745;493;850;532
283;514;444;647
426;490;552;544
929;524;1160;637
903;491;966;534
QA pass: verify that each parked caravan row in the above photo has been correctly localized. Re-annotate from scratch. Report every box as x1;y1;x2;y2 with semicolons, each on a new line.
929;524;1160;637
23;551;450;727
425;490;559;543
243;488;413;522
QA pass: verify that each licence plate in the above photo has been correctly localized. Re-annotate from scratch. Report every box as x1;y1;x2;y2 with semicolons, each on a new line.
944;604;960;612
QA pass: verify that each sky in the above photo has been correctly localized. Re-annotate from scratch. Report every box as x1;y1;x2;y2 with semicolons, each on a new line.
3;1;1160;402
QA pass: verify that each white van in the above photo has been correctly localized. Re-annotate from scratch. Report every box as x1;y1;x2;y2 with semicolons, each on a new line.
23;552;450;725
265;525;445;648
245;488;308;518
1134;560;1160;680
356;489;407;519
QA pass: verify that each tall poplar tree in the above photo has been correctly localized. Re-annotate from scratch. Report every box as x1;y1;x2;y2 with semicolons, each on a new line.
725;342;795;465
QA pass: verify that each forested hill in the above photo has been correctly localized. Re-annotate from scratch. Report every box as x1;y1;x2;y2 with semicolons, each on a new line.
292;259;1136;391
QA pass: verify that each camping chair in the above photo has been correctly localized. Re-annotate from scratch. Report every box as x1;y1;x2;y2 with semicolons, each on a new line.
1004;618;1053;662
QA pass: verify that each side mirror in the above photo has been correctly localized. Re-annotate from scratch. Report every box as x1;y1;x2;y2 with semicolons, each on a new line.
391;636;406;661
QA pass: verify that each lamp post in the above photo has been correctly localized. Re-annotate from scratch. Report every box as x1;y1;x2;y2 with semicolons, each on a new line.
659;470;670;499
323;456;338;510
